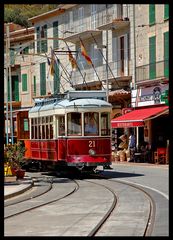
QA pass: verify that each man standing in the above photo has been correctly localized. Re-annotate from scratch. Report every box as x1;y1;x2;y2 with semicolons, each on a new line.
128;131;136;161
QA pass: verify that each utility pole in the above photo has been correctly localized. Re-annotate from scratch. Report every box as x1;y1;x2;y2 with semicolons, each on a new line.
6;24;14;144
5;25;9;145
106;4;109;102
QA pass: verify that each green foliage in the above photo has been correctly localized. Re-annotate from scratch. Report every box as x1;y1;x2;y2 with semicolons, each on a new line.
4;4;59;27
4;141;26;170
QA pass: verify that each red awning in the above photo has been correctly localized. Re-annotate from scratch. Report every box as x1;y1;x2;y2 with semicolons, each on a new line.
111;105;169;128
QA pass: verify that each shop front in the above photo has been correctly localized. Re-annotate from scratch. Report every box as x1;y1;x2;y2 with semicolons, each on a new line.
111;105;169;163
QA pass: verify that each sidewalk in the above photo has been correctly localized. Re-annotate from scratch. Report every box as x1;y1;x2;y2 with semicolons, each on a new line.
4;176;33;200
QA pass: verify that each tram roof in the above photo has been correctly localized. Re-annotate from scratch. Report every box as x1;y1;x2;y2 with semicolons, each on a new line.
29;97;111;114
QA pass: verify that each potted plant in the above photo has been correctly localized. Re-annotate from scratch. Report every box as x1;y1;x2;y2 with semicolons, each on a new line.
4;141;26;179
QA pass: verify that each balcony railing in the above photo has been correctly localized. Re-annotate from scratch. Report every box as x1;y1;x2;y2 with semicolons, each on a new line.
63;6;128;35
70;60;130;86
136;60;169;83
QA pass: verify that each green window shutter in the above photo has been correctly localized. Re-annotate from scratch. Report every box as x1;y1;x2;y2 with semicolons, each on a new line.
10;49;15;65
53;21;59;49
40;62;46;96
13;76;19;101
23;46;29;54
149;36;156;79
33;76;36;96
164;32;169;78
149;4;155;25
36;27;40;53
54;62;60;94
22;74;27;91
164;4;169;20
8;76;19;101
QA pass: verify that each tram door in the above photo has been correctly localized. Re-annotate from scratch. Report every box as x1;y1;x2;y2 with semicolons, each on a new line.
56;115;66;160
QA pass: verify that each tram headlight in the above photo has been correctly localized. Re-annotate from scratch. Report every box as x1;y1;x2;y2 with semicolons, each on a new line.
89;149;96;156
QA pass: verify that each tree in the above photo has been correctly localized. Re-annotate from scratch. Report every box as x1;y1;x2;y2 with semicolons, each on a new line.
4;4;59;27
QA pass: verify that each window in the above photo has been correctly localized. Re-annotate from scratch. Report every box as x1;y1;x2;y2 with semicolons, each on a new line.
91;4;97;29
101;112;110;136
23;46;29;54
33;76;36;96
58;115;65;136
91;43;101;66
54;62;60;94
41;117;46;139
23;118;29;131
53;21;59;49
50;116;53;139
78;7;84;32
40;62;46;95
149;36;156;79
67;112;82;135
149;4;155;25
31;118;38;139
77;45;86;69
37;25;47;53
164;4;169;20
84;112;99;136
22;74;27;92
164;32;169;77
36;27;40;53
41;24;47;53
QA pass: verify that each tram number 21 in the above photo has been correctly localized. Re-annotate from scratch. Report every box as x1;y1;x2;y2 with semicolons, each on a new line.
89;140;95;148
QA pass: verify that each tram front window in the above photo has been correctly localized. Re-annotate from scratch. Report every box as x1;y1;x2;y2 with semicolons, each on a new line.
67;112;82;135
84;112;99;136
101;112;110;136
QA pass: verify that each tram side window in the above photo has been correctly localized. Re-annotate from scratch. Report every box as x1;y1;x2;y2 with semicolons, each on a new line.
45;116;49;139
38;118;41;139
67;112;82;135
50;116;53;139
31;118;38;139
101;112;110;136
58;115;65;136
84;112;99;136
35;118;38;139
42;117;46;139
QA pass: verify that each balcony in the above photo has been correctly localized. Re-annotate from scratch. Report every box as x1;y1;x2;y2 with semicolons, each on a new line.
63;7;129;43
70;60;131;89
136;60;169;85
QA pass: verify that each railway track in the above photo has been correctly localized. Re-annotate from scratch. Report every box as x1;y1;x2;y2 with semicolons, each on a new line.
5;177;79;219
5;172;157;236
86;172;156;236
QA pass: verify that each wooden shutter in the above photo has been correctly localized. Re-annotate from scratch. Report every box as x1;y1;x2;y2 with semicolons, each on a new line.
41;25;47;53
40;62;46;95
164;32;169;77
149;4;155;25
53;21;59;49
33;76;36;96
149;36;156;79
14;76;19;101
22;74;27;92
54;62;60;94
36;27;40;53
164;4;169;20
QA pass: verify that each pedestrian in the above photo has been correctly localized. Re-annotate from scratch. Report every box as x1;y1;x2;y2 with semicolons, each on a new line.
128;131;136;161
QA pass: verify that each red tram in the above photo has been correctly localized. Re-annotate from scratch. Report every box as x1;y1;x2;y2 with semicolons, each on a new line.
23;90;112;172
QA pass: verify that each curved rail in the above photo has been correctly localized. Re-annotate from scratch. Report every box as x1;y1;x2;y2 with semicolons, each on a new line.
5;179;79;219
94;172;156;236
